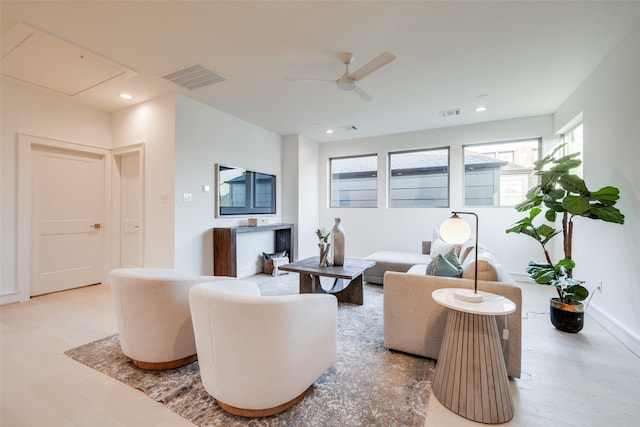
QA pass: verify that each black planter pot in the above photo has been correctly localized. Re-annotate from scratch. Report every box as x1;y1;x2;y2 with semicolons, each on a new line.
550;298;584;333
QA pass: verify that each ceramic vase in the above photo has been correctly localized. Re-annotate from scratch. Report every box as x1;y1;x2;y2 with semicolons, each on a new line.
332;218;345;266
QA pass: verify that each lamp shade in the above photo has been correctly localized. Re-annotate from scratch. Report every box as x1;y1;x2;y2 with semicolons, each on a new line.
439;216;471;244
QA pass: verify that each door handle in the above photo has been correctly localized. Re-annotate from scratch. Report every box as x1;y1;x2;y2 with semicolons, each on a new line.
90;223;101;229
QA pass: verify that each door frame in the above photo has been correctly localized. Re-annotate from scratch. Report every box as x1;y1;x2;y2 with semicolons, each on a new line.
111;143;145;269
14;134;111;303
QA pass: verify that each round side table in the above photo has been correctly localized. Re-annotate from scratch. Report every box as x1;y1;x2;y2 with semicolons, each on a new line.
431;288;516;424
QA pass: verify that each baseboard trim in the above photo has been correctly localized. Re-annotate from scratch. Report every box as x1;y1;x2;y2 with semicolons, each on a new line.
587;304;640;358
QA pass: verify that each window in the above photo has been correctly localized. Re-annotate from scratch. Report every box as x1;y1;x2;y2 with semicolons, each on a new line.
389;148;449;207
330;155;377;207
560;122;583;177
464;139;540;206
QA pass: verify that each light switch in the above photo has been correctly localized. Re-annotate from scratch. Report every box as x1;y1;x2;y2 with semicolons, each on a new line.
202;185;210;192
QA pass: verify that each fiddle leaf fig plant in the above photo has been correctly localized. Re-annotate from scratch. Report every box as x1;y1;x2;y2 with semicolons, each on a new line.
506;144;624;304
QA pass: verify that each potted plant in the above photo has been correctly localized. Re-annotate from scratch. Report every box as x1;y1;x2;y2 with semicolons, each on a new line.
506;144;624;332
316;228;331;266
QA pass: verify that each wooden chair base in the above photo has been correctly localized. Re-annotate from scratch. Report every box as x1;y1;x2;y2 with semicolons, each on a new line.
132;354;197;370
216;388;308;417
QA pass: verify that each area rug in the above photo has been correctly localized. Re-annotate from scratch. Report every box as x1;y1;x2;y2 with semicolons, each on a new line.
65;277;434;426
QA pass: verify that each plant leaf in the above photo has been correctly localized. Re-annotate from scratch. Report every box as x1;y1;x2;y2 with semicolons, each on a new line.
545;209;557;222
559;174;589;195
551;158;582;172
565;284;589;301
541;171;562;189
515;198;540;212
562;195;591;214
526;263;555;284
536;224;556;237
555;258;576;270
590;205;625;224
544;200;565;212
591;186;620;205
546;188;566;201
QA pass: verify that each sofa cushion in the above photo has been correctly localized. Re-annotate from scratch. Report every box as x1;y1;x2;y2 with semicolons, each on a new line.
461;248;499;281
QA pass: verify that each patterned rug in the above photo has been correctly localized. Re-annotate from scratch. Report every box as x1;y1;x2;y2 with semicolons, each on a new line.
65;275;434;426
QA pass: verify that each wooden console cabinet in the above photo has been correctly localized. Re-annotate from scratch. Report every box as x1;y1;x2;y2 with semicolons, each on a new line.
213;223;294;277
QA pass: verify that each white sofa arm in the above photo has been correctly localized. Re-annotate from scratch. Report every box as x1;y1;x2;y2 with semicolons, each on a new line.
383;271;522;378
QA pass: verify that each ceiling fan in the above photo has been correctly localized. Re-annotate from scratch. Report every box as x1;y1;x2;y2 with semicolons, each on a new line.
286;51;396;102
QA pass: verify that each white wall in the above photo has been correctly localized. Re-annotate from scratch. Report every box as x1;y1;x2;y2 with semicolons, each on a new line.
0;78;111;302
318;115;557;279
554;21;640;354
282;134;320;260
174;94;282;276
112;94;177;269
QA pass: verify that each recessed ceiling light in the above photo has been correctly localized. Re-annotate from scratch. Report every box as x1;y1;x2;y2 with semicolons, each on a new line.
119;93;133;100
475;105;487;112
326;129;334;134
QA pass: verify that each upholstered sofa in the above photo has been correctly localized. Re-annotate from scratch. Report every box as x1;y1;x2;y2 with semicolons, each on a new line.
363;241;432;284
383;263;522;378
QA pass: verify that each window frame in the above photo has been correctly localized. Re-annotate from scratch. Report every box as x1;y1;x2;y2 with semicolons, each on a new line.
387;146;450;208
463;138;541;208
329;153;379;208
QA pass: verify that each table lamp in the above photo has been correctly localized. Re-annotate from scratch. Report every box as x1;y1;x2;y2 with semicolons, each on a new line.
439;211;483;303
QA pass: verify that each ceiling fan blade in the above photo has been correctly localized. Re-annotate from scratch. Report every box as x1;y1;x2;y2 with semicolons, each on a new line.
350;52;396;81
353;86;373;102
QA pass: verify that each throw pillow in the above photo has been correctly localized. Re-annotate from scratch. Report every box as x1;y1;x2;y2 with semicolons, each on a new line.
443;247;463;272
430;237;456;258
426;254;463;278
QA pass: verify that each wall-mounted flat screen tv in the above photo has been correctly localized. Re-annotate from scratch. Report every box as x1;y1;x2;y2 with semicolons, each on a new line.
215;164;276;217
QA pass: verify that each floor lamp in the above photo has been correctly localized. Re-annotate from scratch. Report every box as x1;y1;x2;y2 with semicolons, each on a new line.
439;211;483;303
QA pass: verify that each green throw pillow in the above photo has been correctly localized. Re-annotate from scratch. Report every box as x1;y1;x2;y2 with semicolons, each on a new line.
443;248;463;272
426;251;463;278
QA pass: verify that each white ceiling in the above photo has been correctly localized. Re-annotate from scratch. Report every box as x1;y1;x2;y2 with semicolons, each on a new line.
2;1;639;142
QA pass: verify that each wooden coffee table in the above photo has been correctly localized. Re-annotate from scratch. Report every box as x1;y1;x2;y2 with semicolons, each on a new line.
277;257;375;305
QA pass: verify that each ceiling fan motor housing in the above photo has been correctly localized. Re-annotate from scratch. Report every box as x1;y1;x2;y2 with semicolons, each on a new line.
337;75;356;90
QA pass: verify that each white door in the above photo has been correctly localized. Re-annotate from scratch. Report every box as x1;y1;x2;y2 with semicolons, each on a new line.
31;146;105;296
119;152;142;267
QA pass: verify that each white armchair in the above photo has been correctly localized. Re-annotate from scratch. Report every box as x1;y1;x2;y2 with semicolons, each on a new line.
189;280;337;417
109;268;227;370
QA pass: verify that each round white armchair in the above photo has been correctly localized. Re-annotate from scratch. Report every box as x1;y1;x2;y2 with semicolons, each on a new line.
109;268;225;370
189;280;337;417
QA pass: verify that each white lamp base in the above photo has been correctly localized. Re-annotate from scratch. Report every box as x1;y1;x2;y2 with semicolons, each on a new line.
454;288;484;303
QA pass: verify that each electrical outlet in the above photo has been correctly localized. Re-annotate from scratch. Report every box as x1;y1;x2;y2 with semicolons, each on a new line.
183;193;193;202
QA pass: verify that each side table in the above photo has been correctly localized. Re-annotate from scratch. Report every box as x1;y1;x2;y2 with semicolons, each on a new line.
431;288;516;424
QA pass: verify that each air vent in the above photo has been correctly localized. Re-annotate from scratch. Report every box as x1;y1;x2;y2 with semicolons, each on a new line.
162;64;225;90
439;108;462;118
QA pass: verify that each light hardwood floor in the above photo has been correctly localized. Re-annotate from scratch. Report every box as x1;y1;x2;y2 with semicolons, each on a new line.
1;273;639;427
